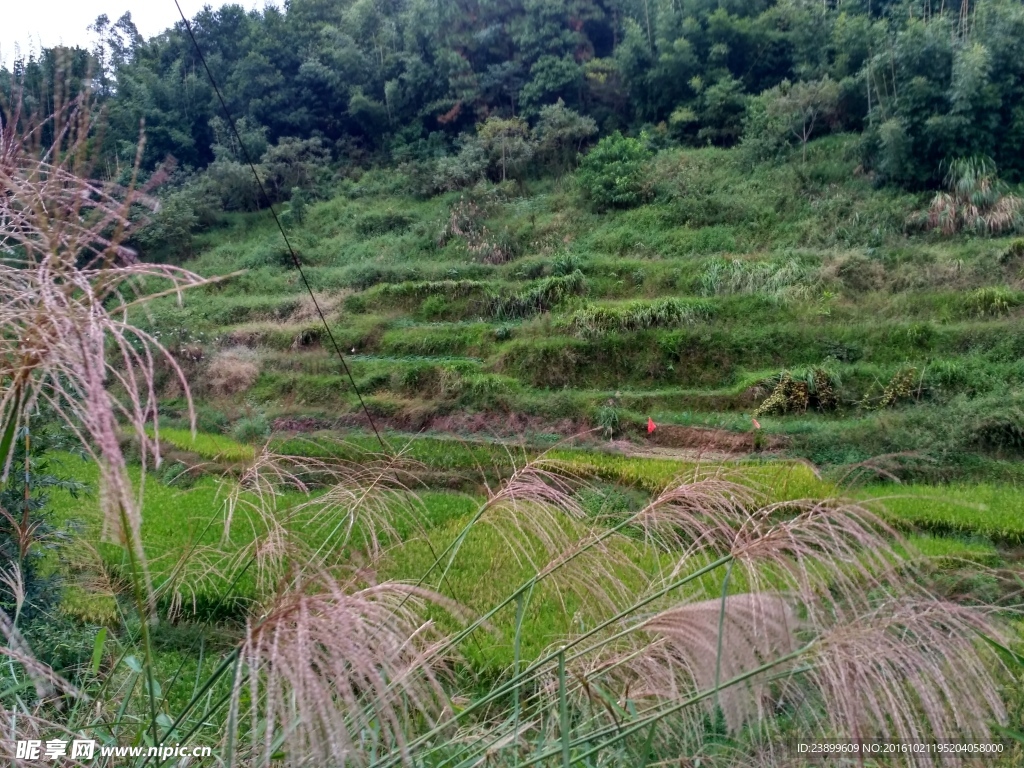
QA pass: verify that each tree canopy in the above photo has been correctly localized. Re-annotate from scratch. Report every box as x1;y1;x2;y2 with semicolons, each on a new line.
4;0;1024;188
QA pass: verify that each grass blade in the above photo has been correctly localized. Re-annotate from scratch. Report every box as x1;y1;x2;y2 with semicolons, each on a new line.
559;648;570;768
90;628;107;676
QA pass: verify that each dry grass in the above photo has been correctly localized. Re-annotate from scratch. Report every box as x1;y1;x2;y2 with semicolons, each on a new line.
286;291;349;323
216;443;428;596
805;598;1007;748
633;593;800;732
423;469;1012;767
206;346;261;396
920;157;1024;236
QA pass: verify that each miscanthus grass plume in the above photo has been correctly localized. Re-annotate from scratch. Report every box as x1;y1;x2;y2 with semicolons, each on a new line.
0;91;209;549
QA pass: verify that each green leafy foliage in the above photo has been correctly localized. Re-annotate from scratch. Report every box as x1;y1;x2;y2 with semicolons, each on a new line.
532;99;597;174
0;425;84;618
575;132;653;211
232;415;271;444
134;190;199;260
744;77;840;163
8;0;1024;197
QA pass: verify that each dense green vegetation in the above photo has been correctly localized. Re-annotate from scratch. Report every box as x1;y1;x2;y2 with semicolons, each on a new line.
41;436;1023;674
123;133;1024;485
10;0;1024;191
4;0;1024;764
10;0;1024;484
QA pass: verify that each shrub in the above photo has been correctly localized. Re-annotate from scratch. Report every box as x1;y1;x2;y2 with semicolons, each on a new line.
532;99;597;175
420;295;450;320
966;286;1021;317
160;460;196;488
575;132;652;211
595;405;620;438
232;414;271;443
438;198;520;264
1000;238;1024;263
488;270;587;320
344;294;369;314
206;347;261;396
281;187;310;229
564;298;713;338
241;242;294;269
746;77;840;164
355;209;414;236
195;405;230;434
915;157;1024;236
755;367;840;417
429;138;488;193
477;116;535;182
198;158;261;211
969;408;1024;454
833;253;886;293
493;324;514;341
959;396;1024;455
551;252;582;276
134;190;199;260
261;136;331;201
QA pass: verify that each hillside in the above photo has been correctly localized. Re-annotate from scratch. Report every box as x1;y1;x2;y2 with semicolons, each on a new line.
139;134;1024;482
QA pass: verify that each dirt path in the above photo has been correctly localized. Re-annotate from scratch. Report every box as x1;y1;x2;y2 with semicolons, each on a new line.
272;413;787;463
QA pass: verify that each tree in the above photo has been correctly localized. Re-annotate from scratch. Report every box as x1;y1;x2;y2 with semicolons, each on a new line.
428;137;489;194
694;75;749;146
739;93;791;164
135;190;199;260
575;131;652;211
519;55;583;115
199;159;262;211
209;115;269;164
286;186;309;227
764;77;841;163
0;423;84;619
533;99;598;175
477;117;535;182
261;136;331;201
17;0;1024;191
88;12;141;95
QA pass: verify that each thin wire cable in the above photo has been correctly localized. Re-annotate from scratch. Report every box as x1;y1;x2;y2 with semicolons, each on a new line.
172;0;387;451
168;1;471;662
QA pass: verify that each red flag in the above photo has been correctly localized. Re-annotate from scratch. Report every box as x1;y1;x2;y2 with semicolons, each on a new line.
647;417;657;434
752;418;761;430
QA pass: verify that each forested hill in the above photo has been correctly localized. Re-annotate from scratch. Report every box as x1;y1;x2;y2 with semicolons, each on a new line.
5;0;1024;189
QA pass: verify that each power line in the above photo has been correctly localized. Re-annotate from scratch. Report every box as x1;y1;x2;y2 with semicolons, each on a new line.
171;0;387;452
168;4;473;631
